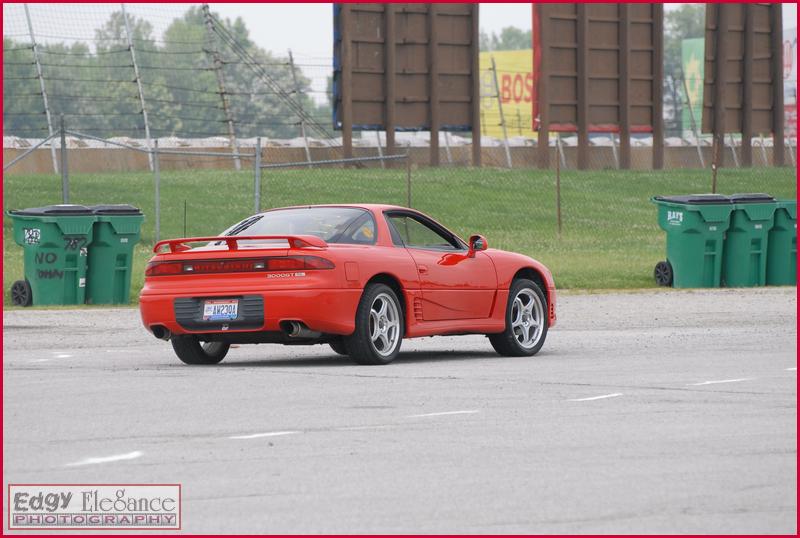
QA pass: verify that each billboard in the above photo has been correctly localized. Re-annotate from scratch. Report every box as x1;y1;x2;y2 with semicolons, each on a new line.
701;3;782;135
681;38;705;136
332;3;477;132
687;27;795;138
478;50;536;139
531;3;663;133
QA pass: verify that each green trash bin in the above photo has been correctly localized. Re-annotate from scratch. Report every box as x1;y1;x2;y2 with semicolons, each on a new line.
721;193;777;287
86;205;144;304
7;204;95;306
652;194;733;288
766;200;797;286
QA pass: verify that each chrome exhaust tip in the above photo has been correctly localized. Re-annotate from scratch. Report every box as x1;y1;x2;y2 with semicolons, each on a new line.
151;325;171;341
284;321;322;339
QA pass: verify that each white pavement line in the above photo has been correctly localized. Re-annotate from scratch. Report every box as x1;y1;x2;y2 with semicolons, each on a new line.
54;354;72;359
786;367;797;371
229;431;301;440
689;378;754;386
336;424;394;431
405;410;479;418
31;359;51;363
65;451;143;467
567;393;623;402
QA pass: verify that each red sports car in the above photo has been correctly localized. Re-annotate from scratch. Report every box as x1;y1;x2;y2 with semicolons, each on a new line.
140;204;556;365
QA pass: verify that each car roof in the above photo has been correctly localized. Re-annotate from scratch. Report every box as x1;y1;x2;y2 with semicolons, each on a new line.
261;203;411;214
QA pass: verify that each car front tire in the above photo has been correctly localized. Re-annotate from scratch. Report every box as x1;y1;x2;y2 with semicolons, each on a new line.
489;278;548;357
346;283;403;365
171;335;230;365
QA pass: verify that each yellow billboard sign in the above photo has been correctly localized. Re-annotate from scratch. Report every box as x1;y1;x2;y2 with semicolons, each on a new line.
479;49;535;139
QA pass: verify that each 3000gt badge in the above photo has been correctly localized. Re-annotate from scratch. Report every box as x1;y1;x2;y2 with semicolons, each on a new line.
266;272;306;278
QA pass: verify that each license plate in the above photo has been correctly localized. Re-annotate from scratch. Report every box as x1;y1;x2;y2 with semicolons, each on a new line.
203;299;239;321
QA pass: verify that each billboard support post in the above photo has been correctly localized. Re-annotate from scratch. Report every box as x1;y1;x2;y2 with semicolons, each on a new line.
741;4;754;167
770;4;784;166
576;4;589;170
652;4;665;169
471;3;481;167
427;4;440;166
384;4;396;158
340;4;353;159
619;4;631;170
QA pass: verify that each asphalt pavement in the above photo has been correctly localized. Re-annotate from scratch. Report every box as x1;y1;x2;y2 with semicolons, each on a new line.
3;287;797;533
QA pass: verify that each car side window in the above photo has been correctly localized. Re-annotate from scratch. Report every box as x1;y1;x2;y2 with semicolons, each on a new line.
386;214;461;251
334;213;377;245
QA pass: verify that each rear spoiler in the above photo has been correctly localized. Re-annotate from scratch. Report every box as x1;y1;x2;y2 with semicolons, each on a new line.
153;235;328;254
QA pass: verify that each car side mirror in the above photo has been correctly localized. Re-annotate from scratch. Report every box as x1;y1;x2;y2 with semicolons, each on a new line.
468;234;488;257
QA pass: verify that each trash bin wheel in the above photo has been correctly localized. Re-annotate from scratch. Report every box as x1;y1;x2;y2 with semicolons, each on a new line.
11;279;33;307
654;261;674;287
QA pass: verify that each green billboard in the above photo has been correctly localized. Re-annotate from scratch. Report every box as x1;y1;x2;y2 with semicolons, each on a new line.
681;37;705;137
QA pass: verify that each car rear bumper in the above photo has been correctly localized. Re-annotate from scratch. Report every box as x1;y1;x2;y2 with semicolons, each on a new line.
140;288;362;336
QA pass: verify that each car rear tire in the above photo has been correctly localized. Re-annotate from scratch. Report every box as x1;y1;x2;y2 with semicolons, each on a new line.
346;283;403;365
171;335;229;365
489;278;548;357
329;339;349;356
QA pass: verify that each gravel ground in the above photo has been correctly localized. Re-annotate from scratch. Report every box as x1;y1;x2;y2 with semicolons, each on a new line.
3;287;797;533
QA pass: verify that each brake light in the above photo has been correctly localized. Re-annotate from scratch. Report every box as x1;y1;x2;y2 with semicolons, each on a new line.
145;261;183;276
145;256;334;276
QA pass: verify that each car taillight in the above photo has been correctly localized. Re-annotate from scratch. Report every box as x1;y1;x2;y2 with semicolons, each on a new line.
145;256;334;276
145;261;183;276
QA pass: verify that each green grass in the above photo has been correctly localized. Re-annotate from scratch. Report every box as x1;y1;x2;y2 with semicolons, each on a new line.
3;166;795;306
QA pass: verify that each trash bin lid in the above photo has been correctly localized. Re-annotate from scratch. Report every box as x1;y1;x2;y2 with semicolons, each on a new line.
9;204;93;216
729;193;775;203
653;194;731;205
89;204;142;215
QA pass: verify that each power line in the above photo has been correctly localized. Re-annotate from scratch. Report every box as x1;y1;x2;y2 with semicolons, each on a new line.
207;11;336;145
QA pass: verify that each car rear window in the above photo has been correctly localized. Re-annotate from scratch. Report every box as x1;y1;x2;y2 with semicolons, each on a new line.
222;207;376;245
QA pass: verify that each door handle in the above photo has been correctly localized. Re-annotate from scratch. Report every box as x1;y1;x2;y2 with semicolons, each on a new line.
418;265;429;274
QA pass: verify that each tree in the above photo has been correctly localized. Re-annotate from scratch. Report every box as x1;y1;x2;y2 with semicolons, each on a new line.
480;27;532;52
3;6;334;140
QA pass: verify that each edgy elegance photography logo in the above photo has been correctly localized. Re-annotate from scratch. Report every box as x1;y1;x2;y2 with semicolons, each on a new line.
8;484;181;530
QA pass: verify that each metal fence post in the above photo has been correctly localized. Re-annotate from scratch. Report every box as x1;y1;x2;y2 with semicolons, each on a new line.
406;156;412;208
122;3;153;171
288;49;313;167
490;55;513;169
556;146;562;238
203;4;241;171
153;139;161;242
59;115;69;203
254;137;262;213
24;3;58;174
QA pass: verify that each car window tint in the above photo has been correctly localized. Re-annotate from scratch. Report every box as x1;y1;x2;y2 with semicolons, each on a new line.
334;213;377;244
387;215;458;250
221;207;373;245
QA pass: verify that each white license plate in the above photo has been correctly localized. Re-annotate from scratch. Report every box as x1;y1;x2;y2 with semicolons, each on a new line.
203;299;239;321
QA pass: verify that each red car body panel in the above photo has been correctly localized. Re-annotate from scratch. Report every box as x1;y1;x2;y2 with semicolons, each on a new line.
139;204;556;340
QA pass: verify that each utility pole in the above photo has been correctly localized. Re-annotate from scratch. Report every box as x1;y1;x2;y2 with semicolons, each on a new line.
287;49;312;167
121;3;153;171
490;55;513;168
203;4;241;171
24;4;58;174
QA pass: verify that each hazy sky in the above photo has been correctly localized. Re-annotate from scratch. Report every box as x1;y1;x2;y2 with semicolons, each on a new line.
210;3;534;58
209;3;797;60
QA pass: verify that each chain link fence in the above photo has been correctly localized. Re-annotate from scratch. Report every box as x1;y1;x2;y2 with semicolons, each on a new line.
3;132;796;306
